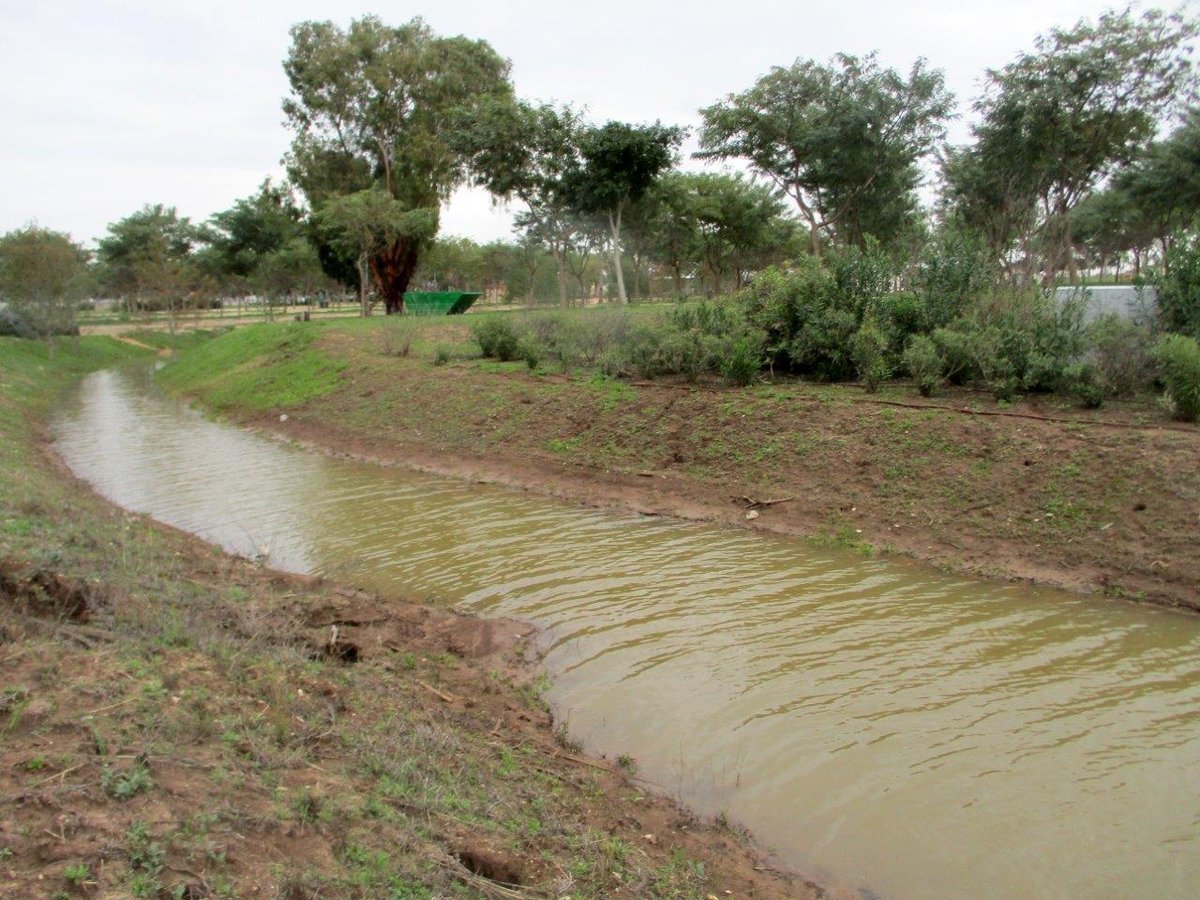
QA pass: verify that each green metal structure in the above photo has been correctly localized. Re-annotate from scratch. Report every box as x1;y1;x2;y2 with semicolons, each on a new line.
402;291;481;315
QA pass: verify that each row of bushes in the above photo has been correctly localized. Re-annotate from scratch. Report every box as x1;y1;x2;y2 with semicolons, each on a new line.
468;241;1200;421
472;303;765;387
730;239;1200;419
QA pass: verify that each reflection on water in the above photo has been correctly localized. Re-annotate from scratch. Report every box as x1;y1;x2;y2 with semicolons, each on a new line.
54;368;1200;900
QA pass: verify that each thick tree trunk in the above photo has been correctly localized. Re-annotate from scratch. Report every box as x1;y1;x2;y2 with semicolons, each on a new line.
371;239;422;315
1061;209;1078;285
553;249;568;307
1066;245;1079;284
356;254;371;317
608;208;627;304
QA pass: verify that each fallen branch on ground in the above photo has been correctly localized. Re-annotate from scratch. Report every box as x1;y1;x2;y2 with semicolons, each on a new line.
733;495;796;509
416;680;456;703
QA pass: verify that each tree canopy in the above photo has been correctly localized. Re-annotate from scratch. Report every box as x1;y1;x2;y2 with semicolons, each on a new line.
451;97;587;305
699;52;953;254
943;7;1198;282
95;205;198;306
564;121;683;302
200;180;305;280
12;7;1200;321
0;225;89;344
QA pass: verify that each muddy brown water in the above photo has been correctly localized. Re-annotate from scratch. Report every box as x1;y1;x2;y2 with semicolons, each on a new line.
53;368;1200;900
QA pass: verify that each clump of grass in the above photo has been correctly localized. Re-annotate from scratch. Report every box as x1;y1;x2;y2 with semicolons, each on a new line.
379;319;417;358
63;862;90;886
125;821;165;876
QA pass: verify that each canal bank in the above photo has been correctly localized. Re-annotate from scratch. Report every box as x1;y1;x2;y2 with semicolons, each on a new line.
53;363;1200;900
158;319;1200;612
0;339;817;899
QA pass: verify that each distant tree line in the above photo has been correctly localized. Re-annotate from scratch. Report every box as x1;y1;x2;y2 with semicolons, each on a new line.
4;7;1200;330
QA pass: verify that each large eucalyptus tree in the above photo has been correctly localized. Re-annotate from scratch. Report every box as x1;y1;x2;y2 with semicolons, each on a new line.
282;16;511;313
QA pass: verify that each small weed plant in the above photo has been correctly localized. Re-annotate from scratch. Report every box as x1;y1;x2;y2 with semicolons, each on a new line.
102;762;153;800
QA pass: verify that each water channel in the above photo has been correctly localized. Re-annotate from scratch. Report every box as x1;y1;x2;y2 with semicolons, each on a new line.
53;367;1200;900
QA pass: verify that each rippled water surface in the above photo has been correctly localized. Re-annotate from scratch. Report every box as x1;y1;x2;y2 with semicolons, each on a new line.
54;368;1200;900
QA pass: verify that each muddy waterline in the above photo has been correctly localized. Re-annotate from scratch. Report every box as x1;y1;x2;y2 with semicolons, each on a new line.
53;368;1200;900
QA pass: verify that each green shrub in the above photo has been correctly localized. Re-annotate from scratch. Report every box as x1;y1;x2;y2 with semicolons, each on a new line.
472;317;520;361
831;238;894;322
563;309;631;366
876;291;925;347
1085;314;1155;396
1065;362;1108;408
1154;333;1200;421
716;334;762;386
623;324;666;380
521;311;568;348
914;226;995;330
661;300;762;383
787;306;859;380
974;289;1087;392
739;259;839;371
1157;232;1200;339
432;344;451;366
597;347;627;379
520;339;540;370
850;320;892;392
517;312;571;369
931;289;1088;398
739;251;895;382
903;335;942;397
657;329;709;382
931;327;977;385
668;299;743;337
968;330;1019;401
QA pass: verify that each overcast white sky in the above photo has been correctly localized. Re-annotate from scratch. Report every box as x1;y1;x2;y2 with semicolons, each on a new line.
0;0;1189;248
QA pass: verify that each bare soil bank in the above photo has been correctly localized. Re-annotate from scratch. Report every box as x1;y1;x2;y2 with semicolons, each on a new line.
257;327;1200;612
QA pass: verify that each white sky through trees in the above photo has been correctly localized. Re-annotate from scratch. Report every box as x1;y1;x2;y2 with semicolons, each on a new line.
0;0;1182;247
